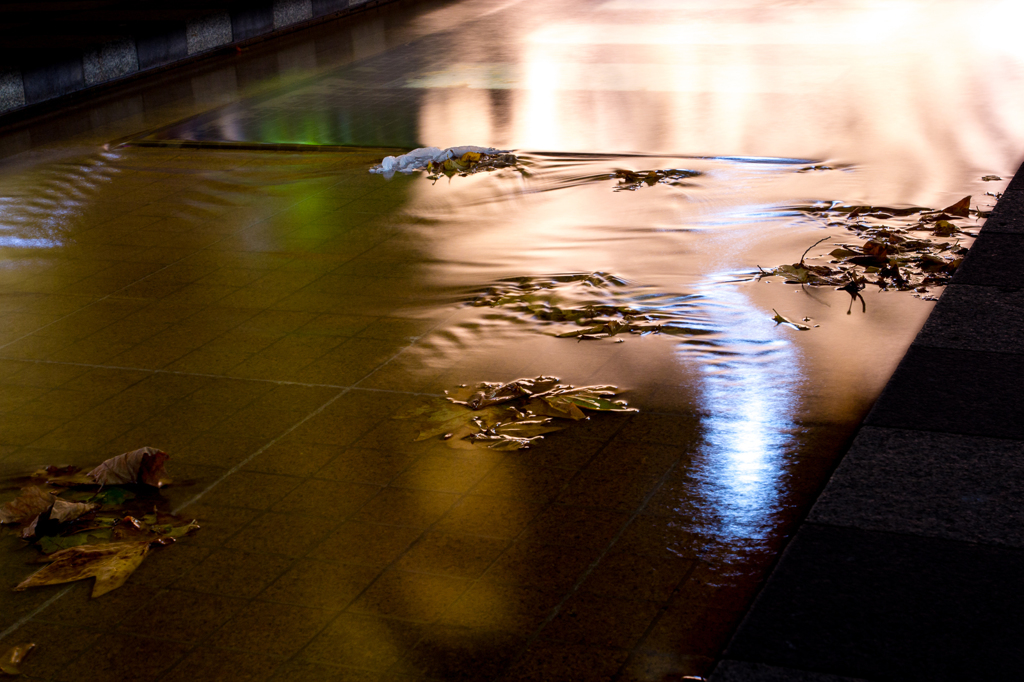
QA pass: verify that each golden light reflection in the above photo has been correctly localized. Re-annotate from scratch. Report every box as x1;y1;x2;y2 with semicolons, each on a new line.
411;0;1024;203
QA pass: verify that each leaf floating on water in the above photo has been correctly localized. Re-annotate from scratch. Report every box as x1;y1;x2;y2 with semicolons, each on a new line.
982;175;1002;181
940;196;971;218
467;272;710;342
0;643;35;676
88;447;171;488
611;168;700;191
772;309;811;331
397;377;637;450
15;541;151;598
762;192;991;296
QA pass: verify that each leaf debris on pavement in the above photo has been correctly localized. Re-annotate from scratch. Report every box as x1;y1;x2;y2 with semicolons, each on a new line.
1;448;197;598
396;377;637;450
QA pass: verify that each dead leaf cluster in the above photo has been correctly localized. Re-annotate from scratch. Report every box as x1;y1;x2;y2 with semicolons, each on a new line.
0;448;197;598
760;195;987;297
426;151;520;181
396;377;637;450
468;272;711;341
610;168;700;191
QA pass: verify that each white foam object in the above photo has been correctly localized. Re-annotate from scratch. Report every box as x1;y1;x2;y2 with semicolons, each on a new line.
370;145;507;178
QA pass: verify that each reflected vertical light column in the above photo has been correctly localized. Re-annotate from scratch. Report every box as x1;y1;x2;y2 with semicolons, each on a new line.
683;276;801;546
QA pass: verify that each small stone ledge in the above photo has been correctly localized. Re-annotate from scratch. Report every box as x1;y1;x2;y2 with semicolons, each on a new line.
0;0;403;117
711;660;872;682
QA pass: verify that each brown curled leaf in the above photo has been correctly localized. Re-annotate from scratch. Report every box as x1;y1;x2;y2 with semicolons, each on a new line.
0;487;55;525
87;447;171;488
940;195;971;218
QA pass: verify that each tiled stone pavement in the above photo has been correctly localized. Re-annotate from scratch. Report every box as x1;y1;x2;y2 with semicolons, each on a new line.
711;166;1024;681
2;2;1019;680
0;146;794;682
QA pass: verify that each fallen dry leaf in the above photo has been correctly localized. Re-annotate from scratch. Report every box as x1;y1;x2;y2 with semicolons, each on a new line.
0;487;55;525
21;496;99;540
0;643;35;676
772;309;811;331
399;377;636;450
15;541;151;598
88;447;170;487
940;195;971;218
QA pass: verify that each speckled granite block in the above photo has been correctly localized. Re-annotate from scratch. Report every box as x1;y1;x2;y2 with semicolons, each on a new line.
312;0;349;16
83;39;139;85
712;660;871;682
0;70;25;112
913;284;1024;354
981;187;1024;234
809;427;1024;548
187;12;233;55
274;0;313;29
725;525;1024;681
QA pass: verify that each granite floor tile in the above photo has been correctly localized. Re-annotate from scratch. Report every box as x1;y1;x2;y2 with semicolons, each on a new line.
349;569;472;621
864;345;1024;440
953;230;1024;287
54;633;191;682
175;548;294;598
913;284;1024;353
498;642;629;682
224;511;342;557
299;612;426;670
725;524;1024;681
160;646;281;682
711;660;873;682
209;600;337;658
979;186;1024;234
396;626;525;681
810;427;1024;547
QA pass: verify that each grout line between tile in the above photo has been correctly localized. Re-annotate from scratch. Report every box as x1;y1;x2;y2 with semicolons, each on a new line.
0;356;445;397
496;442;691;680
0;585;74;643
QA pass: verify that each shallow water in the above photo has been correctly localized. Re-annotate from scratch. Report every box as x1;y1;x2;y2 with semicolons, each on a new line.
0;0;1022;679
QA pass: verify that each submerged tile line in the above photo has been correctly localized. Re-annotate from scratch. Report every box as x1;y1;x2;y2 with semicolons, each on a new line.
0;585;75;644
497;445;691;680
170;389;354;515
0;355;445;397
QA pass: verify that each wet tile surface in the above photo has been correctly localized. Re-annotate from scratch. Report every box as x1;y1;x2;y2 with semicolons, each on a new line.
2;1;1015;681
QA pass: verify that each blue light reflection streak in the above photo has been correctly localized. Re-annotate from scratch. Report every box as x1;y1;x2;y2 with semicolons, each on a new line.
680;274;801;546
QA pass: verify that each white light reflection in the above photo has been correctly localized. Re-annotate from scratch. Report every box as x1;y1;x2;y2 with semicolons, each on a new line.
683;275;801;543
0;150;122;251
